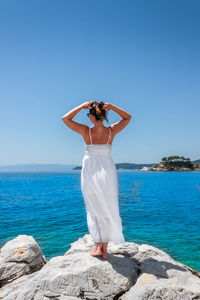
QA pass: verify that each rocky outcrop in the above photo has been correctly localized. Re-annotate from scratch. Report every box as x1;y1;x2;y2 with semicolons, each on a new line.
0;234;200;299
0;235;47;288
141;167;149;171
151;162;200;171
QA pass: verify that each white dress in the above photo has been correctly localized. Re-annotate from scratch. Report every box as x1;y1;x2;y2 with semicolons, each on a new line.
81;126;125;244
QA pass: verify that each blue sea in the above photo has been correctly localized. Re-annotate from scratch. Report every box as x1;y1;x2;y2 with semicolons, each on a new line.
0;171;199;272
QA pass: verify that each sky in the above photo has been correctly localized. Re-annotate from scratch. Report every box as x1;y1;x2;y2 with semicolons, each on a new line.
0;0;199;165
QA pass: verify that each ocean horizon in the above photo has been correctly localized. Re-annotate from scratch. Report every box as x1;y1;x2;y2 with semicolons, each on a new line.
0;170;199;272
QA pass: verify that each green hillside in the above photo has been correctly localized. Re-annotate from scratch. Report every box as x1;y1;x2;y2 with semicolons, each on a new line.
73;162;155;170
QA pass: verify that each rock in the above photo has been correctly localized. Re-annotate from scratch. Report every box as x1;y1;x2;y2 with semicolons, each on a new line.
150;161;200;171
0;234;47;288
119;244;200;299
0;234;200;300
119;273;200;300
0;271;40;300
141;167;149;171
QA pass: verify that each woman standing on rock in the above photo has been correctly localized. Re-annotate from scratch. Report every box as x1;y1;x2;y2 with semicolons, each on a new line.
62;101;132;259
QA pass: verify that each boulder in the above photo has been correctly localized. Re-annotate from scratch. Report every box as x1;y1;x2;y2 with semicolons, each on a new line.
0;234;47;288
0;234;200;300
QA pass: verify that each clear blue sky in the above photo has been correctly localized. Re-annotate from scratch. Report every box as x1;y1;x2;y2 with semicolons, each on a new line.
0;0;199;165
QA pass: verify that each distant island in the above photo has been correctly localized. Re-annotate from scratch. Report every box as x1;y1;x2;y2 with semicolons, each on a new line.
73;162;155;171
149;156;200;171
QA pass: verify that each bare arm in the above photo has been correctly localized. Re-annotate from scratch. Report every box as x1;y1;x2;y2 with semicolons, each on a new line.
61;101;92;136
104;103;132;135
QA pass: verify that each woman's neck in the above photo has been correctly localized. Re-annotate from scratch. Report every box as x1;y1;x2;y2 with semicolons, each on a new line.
93;121;104;128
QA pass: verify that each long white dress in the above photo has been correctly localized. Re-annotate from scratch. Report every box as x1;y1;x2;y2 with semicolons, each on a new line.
81;126;125;244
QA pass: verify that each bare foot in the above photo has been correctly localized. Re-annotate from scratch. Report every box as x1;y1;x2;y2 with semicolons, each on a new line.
101;251;107;259
101;246;107;259
90;246;102;256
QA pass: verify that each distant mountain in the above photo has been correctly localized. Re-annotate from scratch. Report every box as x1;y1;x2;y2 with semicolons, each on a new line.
73;162;155;170
193;159;200;163
115;163;155;169
0;164;77;173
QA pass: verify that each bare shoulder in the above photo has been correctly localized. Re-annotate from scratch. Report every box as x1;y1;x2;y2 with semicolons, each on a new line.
109;116;132;135
82;125;91;144
62;118;88;136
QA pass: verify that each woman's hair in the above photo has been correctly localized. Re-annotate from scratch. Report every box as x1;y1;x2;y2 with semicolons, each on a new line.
88;101;109;122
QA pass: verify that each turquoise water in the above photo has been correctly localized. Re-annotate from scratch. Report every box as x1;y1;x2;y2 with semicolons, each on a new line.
0;171;199;271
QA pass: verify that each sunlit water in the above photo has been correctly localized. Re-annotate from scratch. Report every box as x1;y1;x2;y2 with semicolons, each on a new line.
0;171;199;271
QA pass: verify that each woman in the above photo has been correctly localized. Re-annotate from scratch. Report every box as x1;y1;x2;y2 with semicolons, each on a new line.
62;101;132;259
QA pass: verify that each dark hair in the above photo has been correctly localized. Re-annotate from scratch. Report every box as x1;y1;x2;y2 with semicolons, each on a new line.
87;101;109;122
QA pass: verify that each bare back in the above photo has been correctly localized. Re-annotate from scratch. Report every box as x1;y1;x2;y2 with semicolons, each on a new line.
84;126;114;145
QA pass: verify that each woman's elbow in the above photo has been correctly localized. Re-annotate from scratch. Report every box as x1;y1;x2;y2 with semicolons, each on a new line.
125;114;132;119
61;115;69;121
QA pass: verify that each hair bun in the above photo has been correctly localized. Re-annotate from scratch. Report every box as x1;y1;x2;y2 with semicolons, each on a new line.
88;100;109;122
96;105;101;115
98;101;104;108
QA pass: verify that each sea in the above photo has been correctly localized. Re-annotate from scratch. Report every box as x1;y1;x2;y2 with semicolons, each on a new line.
0;170;199;272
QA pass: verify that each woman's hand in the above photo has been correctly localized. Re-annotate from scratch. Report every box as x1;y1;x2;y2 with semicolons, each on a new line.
81;101;93;109
103;102;112;112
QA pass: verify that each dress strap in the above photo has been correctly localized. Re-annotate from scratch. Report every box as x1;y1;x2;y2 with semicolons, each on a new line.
89;127;93;144
107;127;111;144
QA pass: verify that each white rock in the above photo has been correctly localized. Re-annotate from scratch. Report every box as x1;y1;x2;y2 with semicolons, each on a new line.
141;167;149;171
0;234;47;287
0;234;200;300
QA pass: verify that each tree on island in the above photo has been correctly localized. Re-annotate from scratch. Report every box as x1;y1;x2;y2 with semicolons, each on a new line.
161;155;193;170
162;155;191;163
